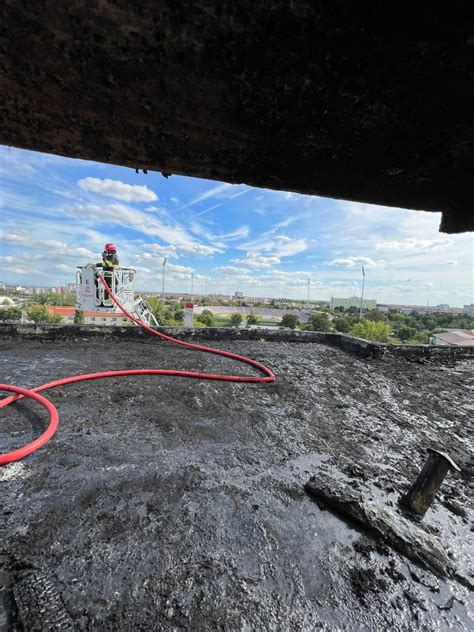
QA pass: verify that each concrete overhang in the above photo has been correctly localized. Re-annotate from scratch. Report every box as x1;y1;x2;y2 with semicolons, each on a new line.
1;2;473;232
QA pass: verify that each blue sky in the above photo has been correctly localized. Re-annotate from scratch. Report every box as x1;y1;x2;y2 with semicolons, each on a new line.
1;145;472;306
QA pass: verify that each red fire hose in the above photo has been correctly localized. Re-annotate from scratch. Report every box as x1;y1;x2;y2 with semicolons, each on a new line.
0;274;275;466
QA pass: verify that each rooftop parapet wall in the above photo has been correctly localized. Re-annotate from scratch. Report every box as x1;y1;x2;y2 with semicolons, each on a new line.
1;323;473;363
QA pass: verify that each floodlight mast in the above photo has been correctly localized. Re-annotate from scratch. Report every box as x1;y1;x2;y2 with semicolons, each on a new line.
359;265;366;320
162;257;167;302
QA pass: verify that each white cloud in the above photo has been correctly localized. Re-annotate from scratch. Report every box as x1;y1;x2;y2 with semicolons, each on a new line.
0;233;96;259
147;244;178;258
218;226;250;241
229;189;251;200
136;241;216;261
4;266;31;275
77;177;158;202
134;266;151;274
35;240;96;258
272;236;309;257
330;281;359;288
185;185;250;217
181;183;232;209
268;216;303;231
167;263;194;274
1;231;25;244
178;243;220;256
191;223;250;245
69;203;220;255
447;260;459;265
191;202;223;219
241;235;309;258
231;252;281;269
326;256;382;268
213;266;251;275
376;237;453;252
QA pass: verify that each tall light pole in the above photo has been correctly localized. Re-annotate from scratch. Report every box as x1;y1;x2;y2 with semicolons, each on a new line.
162;257;167;302
191;273;195;300
307;278;310;305
359;266;366;320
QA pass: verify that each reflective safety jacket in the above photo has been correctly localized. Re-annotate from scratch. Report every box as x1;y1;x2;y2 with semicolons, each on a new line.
97;252;120;269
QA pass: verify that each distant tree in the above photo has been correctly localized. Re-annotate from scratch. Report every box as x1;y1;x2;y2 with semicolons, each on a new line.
197;309;214;327
409;330;430;345
0;307;21;321
164;306;175;322
147;297;182;326
422;318;437;331
35;292;76;306
246;314;258;326
74;309;85;324
388;313;407;325
280;313;299;329
397;325;417;341
147;296;166;322
174;308;184;322
230;313;243;327
333;305;345;313
350;320;391;343
197;296;213;306
26;304;63;324
347;306;359;315
365;309;388;322
333;315;351;333
309;313;331;332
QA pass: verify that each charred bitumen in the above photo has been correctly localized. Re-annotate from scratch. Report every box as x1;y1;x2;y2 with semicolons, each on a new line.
1;337;472;630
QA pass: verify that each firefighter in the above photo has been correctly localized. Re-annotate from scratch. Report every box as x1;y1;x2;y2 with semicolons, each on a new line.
96;243;120;301
98;243;120;269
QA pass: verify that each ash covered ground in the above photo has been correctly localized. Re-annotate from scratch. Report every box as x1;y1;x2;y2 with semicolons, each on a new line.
0;336;472;630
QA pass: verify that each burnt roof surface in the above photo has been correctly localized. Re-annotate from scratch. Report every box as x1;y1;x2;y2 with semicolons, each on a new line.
1;3;473;232
1;337;472;629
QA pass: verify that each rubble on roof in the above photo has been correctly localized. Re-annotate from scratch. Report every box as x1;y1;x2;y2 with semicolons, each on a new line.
1;336;472;628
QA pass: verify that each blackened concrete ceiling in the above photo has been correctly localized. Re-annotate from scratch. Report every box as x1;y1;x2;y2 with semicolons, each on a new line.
1;1;473;232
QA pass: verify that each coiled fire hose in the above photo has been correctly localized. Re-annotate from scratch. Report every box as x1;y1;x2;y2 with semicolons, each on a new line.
0;274;275;466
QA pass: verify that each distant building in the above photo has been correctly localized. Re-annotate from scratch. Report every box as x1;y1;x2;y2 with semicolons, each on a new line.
330;296;377;311
400;308;414;315
67;282;77;293
463;304;474;317
429;330;474;347
48;306;130;326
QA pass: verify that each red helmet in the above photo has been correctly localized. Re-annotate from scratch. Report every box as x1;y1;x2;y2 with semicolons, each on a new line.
104;243;116;253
